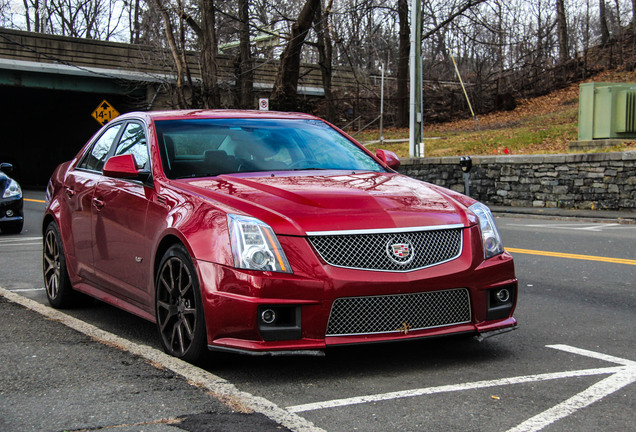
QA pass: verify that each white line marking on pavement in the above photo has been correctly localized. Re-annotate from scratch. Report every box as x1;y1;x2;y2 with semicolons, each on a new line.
0;242;42;247
506;345;636;432
506;223;624;232
287;344;636;432
0;286;325;432
0;236;42;243
10;288;45;292
287;366;622;413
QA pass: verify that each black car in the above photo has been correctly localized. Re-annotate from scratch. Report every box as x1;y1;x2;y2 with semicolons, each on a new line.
0;163;23;234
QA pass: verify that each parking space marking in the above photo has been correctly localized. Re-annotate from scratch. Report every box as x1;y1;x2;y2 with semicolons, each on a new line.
0;236;42;248
506;247;636;266
24;198;46;203
0;236;42;242
10;288;45;292
287;345;636;432
508;345;636;432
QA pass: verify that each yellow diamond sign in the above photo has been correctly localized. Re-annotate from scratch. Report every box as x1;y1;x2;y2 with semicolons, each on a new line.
92;100;120;126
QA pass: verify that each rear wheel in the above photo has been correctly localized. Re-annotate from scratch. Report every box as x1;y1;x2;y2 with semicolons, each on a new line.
43;221;76;308
155;244;207;362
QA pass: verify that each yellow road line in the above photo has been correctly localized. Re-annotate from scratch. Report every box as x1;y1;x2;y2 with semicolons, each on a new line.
24;198;46;203
506;247;636;266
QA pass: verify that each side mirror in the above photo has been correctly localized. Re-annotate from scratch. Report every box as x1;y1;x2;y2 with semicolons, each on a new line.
0;162;13;174
103;154;141;179
375;149;401;170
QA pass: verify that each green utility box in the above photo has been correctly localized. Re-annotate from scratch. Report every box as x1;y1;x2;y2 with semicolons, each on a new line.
578;82;636;140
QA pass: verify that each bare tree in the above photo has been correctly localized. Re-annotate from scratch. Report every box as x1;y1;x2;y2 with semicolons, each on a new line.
270;0;321;111
147;0;189;107
556;0;568;62
315;0;334;121
238;0;253;108
599;0;611;45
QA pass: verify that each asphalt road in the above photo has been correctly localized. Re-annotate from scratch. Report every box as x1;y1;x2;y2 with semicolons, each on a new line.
1;191;634;432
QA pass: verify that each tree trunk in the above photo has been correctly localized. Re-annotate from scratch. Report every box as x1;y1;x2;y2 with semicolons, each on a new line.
396;0;409;128
556;0;568;62
149;0;187;108
315;0;335;122
238;0;253;108
599;0;610;45
199;0;219;108
270;0;321;111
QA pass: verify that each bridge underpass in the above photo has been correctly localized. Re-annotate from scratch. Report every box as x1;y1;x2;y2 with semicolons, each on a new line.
0;61;147;187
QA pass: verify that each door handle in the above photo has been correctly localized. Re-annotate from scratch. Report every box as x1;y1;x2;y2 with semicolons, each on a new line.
92;197;104;210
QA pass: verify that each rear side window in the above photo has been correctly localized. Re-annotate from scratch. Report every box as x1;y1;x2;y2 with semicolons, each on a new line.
78;124;122;172
113;122;149;169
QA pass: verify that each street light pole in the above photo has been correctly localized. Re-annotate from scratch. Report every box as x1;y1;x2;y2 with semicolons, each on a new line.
379;63;384;145
409;0;423;158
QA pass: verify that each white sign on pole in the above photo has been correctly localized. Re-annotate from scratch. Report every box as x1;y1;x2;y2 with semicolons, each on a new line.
259;98;269;111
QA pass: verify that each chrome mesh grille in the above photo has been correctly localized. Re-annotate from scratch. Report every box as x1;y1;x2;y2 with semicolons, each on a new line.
326;288;471;336
308;228;463;272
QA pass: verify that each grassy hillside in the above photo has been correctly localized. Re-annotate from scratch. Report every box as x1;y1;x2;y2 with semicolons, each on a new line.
358;69;636;158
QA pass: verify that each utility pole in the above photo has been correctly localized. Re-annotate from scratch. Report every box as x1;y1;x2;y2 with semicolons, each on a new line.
409;0;423;158
379;63;385;145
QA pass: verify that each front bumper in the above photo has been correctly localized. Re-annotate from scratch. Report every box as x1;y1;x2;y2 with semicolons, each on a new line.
196;226;518;355
0;197;24;223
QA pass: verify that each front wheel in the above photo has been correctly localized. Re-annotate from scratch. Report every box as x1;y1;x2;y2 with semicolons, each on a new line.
155;244;207;362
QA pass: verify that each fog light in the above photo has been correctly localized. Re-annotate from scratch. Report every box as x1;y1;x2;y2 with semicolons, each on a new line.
496;289;510;303
261;309;276;324
6;209;13;217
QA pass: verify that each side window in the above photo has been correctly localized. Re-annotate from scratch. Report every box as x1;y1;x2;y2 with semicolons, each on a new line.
78;124;122;172
114;122;149;169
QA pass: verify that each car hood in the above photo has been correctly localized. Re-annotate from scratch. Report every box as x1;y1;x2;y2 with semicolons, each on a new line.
177;171;477;236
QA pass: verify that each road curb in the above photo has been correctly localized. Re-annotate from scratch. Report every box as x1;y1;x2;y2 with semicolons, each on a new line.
0;286;325;432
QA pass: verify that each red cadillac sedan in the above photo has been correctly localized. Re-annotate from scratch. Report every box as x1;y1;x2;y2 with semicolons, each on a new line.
43;110;517;362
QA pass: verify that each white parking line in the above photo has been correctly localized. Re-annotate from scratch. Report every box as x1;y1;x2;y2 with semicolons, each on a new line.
508;345;636;432
0;236;42;243
0;242;42;247
287;344;636;432
0;236;42;247
10;288;45;292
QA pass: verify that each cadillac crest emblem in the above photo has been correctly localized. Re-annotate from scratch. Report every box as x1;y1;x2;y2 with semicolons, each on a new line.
386;238;415;265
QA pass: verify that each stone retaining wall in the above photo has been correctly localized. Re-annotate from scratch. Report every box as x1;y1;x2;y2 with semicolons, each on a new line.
398;152;636;210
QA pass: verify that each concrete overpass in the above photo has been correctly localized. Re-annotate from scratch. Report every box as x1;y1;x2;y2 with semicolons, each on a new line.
0;28;354;186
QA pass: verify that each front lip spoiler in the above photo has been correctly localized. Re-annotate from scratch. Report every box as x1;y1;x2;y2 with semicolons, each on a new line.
473;324;518;342
208;345;325;357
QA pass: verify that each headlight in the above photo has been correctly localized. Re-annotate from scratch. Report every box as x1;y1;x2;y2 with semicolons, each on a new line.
227;214;292;273
2;179;21;199
469;202;504;259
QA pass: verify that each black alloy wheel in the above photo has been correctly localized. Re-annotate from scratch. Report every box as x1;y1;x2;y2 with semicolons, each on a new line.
43;221;75;308
155;244;207;362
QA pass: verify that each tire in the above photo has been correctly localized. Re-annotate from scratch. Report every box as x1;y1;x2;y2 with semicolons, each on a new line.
43;221;76;308
155;244;207;362
1;220;23;234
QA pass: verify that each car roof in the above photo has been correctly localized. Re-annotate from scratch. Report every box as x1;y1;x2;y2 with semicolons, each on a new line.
119;109;321;122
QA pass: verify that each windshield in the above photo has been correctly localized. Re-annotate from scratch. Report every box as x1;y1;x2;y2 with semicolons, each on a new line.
154;118;385;179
